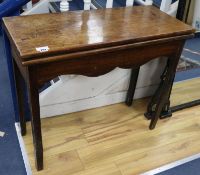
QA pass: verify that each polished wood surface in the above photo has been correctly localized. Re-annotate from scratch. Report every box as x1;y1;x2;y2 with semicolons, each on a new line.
23;78;200;175
3;6;194;64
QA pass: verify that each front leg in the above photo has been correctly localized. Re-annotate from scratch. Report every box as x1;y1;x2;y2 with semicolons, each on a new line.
144;59;172;120
147;43;184;129
27;68;43;170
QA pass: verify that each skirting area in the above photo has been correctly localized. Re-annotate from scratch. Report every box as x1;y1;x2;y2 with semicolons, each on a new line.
21;78;200;175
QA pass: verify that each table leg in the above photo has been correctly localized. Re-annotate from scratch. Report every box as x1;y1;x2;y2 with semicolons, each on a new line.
125;68;140;106
144;60;172;120
27;71;43;170
13;61;27;135
159;72;175;120
146;46;184;130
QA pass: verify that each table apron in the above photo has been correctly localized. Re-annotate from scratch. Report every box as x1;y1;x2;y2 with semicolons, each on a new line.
19;40;183;88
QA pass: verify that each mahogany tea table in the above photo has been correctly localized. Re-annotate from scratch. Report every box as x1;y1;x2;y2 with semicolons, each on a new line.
3;6;195;170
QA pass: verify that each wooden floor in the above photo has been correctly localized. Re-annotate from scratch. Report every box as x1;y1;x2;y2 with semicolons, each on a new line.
23;78;200;175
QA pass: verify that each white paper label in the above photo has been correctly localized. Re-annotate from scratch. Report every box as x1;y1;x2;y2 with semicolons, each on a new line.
0;131;5;137
36;46;49;52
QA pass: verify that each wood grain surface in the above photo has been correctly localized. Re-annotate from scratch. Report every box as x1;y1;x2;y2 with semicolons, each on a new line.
23;78;200;175
3;6;194;62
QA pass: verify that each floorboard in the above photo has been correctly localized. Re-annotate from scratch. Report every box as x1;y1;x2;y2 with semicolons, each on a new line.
23;78;200;175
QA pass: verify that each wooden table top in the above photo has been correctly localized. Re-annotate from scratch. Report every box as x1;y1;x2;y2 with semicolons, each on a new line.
3;6;194;65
